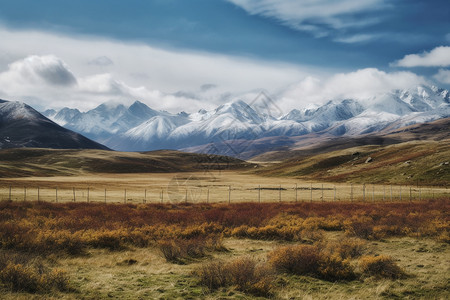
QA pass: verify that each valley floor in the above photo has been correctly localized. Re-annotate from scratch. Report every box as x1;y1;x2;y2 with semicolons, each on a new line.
0;171;448;204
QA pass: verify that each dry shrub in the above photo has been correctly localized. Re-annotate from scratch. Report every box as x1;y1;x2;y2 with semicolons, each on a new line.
359;255;406;279
0;252;71;293
158;235;226;263
268;244;356;281
318;254;355;281
195;261;228;290
326;238;366;259
268;244;322;276
194;257;274;297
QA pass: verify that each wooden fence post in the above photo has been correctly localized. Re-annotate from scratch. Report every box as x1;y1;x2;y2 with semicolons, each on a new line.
207;188;210;203
390;185;393;202
295;183;298;202
72;187;75;202
55;187;58;203
258;185;261;203
363;184;366;202
334;185;336;202
279;185;281;202
321;184;324;202
87;187;90;203
310;183;313;202
144;189;147;203
350;183;353;202
228;186;231;204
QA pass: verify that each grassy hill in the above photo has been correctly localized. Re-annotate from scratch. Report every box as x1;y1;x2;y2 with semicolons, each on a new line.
255;139;450;186
0;148;253;177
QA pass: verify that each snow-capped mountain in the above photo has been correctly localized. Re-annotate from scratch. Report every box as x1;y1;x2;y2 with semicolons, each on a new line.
44;85;450;155
0;99;109;150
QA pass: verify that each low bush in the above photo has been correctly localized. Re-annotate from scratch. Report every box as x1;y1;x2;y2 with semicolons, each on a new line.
194;257;275;297
158;235;226;263
0;252;70;293
359;255;406;279
268;244;356;281
268;244;322;276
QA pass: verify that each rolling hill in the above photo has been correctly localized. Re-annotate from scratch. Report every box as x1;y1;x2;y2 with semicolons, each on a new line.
0;148;253;177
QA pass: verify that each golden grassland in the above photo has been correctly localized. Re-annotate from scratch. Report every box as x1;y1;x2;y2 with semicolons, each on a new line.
1;171;448;204
0;199;448;299
255;140;450;186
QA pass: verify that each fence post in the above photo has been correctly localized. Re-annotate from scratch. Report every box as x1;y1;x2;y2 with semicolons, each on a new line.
279;185;281;202
350;183;353;202
372;186;374;202
87;187;90;203
334;185;336;202
295;183;298;202
144;189;147;204
104;188;107;203
207;188;210;203
363;184;366;202
390;185;393;202
124;189;127;203
321;184;324;202
55;187;58;203
310;183;313;202
409;187;412;203
258;185;261;203
228;185;231;204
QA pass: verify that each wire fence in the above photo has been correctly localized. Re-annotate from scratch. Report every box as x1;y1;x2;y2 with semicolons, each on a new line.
0;183;448;204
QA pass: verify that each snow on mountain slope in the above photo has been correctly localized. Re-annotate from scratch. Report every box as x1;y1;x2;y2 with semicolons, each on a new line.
44;84;450;154
0;99;109;150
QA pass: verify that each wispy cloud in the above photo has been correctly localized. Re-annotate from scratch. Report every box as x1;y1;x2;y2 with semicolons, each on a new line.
392;46;450;67
226;0;388;37
334;33;380;44
0;27;313;112
278;68;428;110
434;69;450;84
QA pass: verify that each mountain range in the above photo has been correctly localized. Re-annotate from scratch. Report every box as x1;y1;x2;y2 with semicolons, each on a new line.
42;85;450;158
0;99;109;150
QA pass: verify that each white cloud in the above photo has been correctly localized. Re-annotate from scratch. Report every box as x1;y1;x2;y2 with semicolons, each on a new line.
334;33;380;44
434;69;450;84
88;56;114;66
0;55;77;86
392;46;450;67
226;0;387;36
278;68;428;110
0;27;314;112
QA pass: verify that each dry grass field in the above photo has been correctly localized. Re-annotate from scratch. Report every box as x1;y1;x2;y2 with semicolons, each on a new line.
0;171;448;204
0;142;448;299
0;200;448;299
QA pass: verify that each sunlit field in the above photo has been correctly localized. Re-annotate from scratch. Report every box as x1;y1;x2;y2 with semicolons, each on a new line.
1;171;448;204
0;198;448;299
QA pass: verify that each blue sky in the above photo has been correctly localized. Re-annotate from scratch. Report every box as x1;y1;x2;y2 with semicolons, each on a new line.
0;0;449;112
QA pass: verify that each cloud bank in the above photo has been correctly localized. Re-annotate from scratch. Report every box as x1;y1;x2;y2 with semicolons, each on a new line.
392;46;450;67
278;68;428;110
0;27;311;112
226;0;387;37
